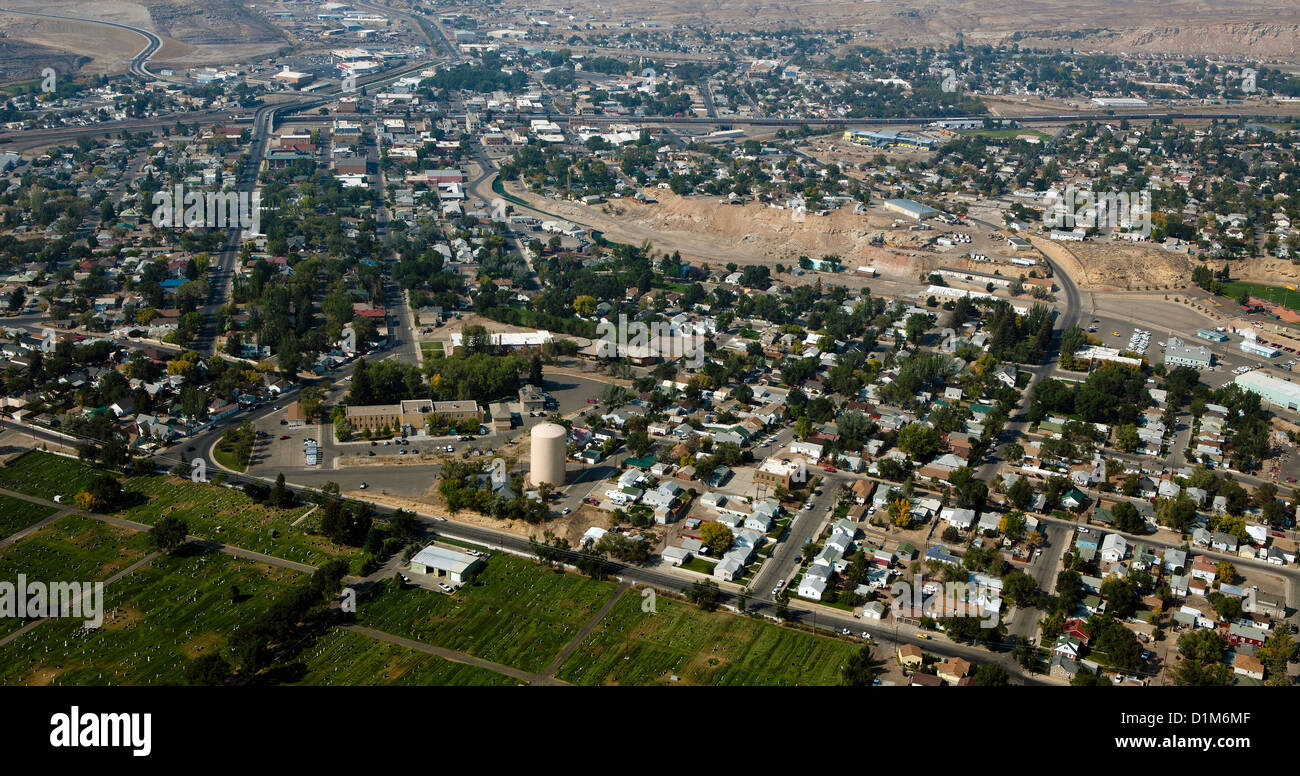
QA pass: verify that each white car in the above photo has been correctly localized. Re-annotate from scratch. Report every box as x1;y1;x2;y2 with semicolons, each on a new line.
438;583;453;593
359;482;368;490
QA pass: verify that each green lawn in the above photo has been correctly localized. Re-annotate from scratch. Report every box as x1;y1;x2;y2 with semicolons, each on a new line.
0;451;103;501
211;444;247;473
0;514;152;638
0;494;58;539
1220;281;1300;313
359;554;618;673
957;127;1051;141
118;475;363;572
0;550;302;685
297;629;522;686
555;594;861;686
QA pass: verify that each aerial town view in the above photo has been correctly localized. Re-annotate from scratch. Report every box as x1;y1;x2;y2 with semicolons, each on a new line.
1;0;1299;735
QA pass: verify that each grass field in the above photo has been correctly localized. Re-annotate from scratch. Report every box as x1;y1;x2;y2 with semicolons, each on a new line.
1220;281;1300;313
555;594;860;686
0;514;151;638
0;494;58;539
359;554;618;674
957;128;1052;141
0;451;104;501
118;475;363;572
297;629;522;686
0;550;302;685
211;444;247;473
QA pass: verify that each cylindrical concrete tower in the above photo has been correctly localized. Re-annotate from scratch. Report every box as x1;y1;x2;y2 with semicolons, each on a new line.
530;422;567;487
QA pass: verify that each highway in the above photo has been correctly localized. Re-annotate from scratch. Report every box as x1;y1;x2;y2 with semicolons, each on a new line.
0;7;163;80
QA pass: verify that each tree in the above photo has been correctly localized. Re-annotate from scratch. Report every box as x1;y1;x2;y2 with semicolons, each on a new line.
149;515;189;553
270;473;293;509
1008;476;1034;510
1111;501;1145;533
972;664;1009;686
840;645;875;686
185;654;232;686
626;430;651;458
1114;424;1140;453
699;521;733;555
897;423;940;461
1257;630;1297;685
1215;561;1236;584
685;580;719;612
888;497;912;529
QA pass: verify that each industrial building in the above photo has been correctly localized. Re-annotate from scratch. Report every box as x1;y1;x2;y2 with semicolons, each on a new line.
1196;328;1228;342
1235;370;1300;412
1164;337;1213;368
883;198;941;220
530;422;567;487
1241;340;1280;358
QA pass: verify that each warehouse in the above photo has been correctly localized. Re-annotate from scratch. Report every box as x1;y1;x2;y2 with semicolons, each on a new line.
1235;371;1300;411
883;198;941;220
1241;340;1280;358
409;545;482;584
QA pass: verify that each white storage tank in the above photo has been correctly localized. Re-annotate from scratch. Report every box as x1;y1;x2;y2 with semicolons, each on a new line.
530;422;567;487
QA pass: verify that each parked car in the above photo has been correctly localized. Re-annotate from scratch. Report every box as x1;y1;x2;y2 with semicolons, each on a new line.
438;583;453;593
280;434;290;440
359;482;368;490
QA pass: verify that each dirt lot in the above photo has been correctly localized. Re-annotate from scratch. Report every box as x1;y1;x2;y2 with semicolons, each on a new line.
1032;236;1197;291
507;181;933;277
348;488;616;546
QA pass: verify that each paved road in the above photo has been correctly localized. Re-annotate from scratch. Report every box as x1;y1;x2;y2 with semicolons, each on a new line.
0;7;163;80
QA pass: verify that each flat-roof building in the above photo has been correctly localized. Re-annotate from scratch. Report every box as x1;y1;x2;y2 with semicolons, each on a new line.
1235;370;1300;411
409;545;482;584
883;198;941;220
1164;337;1213;368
